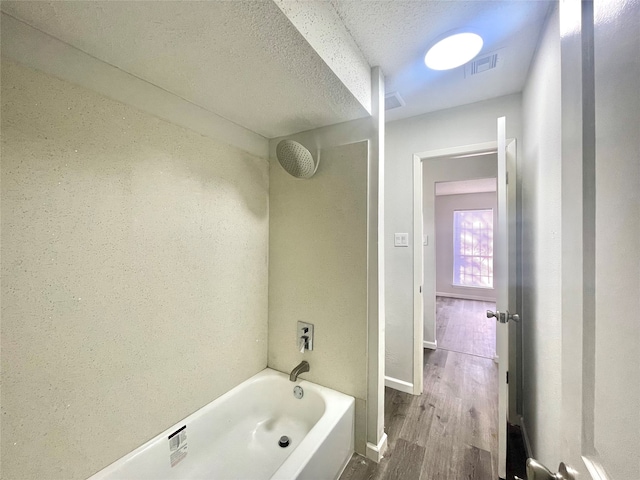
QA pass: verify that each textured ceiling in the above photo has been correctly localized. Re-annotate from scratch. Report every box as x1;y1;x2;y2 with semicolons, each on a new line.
330;0;552;121
2;0;553;136
1;1;370;138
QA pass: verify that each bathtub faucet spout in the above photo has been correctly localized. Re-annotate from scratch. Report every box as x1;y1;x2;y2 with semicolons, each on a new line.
289;361;310;382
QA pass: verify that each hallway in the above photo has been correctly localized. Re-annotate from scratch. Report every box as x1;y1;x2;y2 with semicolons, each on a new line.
341;298;498;480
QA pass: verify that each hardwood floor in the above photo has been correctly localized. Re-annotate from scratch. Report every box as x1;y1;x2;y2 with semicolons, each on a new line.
340;298;498;480
436;296;496;359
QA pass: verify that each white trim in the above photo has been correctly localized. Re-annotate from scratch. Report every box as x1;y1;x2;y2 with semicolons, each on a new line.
384;376;414;394
436;291;496;302
365;432;388;463
449;284;494;290
423;341;437;350
1;13;269;159
364;66;386;462
416;141;498;162
583;456;611;480
412;155;424;396
496;116;509;480
519;415;533;459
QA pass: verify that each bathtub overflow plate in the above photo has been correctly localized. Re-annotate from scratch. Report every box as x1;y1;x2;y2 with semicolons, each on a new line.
293;386;304;399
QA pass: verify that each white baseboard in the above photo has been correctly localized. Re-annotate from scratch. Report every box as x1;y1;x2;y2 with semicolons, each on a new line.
519;415;533;458
436;291;496;302
423;340;437;350
366;432;388;463
583;456;611;480
384;376;414;394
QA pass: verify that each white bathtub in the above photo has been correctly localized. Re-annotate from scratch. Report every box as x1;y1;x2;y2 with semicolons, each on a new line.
89;368;355;480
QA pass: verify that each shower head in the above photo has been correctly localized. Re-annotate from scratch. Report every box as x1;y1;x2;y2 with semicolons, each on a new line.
276;140;318;179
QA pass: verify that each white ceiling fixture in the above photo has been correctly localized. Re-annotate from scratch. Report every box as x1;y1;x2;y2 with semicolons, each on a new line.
424;31;483;71
330;0;554;122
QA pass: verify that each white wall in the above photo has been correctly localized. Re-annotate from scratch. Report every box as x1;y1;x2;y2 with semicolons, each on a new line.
265;74;386;458
268;141;369;453
0;59;269;480
591;0;640;476
435;192;497;301
521;4;562;467
1;13;268;158
385;94;521;385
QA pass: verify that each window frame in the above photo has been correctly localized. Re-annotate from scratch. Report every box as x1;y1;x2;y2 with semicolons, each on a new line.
452;208;494;289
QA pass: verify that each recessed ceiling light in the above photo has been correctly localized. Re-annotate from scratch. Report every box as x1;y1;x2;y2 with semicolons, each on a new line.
424;32;483;71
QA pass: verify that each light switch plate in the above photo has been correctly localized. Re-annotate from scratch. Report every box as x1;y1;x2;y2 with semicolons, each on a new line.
394;233;409;247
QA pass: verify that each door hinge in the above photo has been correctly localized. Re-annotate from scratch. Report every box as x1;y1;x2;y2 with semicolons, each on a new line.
506;371;509;384
506;171;509;184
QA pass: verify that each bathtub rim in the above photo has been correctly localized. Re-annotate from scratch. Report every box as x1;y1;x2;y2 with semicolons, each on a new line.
88;367;355;480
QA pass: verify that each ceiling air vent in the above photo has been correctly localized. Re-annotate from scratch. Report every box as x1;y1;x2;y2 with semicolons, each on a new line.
385;91;405;110
465;52;500;77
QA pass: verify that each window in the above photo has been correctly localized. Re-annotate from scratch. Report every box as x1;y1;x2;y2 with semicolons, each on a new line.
453;209;493;288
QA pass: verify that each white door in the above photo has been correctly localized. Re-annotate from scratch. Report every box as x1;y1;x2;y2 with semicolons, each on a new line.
522;1;639;479
556;0;640;479
493;117;517;479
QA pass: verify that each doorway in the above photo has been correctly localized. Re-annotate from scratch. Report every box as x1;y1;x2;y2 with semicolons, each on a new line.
413;144;499;372
414;139;515;477
433;178;498;360
413;130;520;479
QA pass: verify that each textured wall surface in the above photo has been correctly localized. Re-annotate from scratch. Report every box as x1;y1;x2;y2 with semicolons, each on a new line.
592;0;640;476
435;192;497;301
521;5;562;467
1;59;269;480
274;0;371;113
1;12;268;158
1;1;369;138
268;142;368;453
385;94;521;384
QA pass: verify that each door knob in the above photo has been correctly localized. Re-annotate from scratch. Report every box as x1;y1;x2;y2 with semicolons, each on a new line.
487;309;520;323
518;459;577;480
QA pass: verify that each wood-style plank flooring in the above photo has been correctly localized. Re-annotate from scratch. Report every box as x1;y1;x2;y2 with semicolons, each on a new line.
340;298;498;480
436;296;496;359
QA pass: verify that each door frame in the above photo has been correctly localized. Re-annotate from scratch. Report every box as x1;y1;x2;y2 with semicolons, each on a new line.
414;138;518;478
